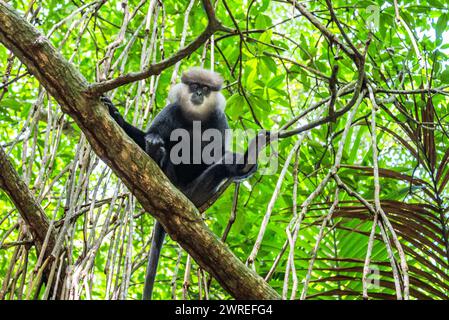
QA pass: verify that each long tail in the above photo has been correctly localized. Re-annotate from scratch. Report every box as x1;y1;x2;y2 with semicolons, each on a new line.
143;221;166;300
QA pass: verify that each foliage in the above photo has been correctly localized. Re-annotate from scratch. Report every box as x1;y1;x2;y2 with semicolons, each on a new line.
0;0;448;300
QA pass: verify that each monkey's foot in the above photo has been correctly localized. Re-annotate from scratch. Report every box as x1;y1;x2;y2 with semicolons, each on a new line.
233;163;258;182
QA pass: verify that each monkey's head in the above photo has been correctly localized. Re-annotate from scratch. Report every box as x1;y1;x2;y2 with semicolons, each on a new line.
168;67;226;120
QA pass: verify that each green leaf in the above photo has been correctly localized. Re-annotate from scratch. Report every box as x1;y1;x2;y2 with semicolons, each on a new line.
266;75;284;88
260;56;277;74
440;67;449;83
255;14;272;29
226;93;246;120
435;13;448;39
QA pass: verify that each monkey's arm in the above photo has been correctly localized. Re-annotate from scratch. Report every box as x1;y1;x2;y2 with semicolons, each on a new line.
102;96;146;149
144;104;183;169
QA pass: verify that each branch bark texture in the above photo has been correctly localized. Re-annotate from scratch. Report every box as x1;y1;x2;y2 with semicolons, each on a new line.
0;147;55;259
0;147;65;299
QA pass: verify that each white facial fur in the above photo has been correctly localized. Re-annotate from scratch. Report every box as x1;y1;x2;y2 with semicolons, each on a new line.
168;83;226;121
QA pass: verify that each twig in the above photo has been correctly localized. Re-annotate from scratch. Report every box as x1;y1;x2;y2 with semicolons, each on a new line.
247;137;304;266
87;0;226;95
300;188;340;300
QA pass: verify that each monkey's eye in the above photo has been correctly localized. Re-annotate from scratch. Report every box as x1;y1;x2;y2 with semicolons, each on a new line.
202;86;210;95
189;83;199;92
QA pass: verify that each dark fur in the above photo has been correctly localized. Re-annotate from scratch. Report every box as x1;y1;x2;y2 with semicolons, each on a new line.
102;74;256;300
103;97;254;207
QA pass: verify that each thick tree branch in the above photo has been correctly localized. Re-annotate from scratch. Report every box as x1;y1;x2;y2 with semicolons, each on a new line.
0;147;65;298
0;1;279;300
0;147;53;257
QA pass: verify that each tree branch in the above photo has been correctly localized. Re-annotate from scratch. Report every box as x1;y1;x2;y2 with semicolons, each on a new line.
287;0;359;64
0;1;279;300
87;0;227;96
0;147;53;256
0;146;65;298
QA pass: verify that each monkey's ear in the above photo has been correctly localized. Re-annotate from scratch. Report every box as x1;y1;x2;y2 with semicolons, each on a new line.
167;83;184;104
216;92;226;111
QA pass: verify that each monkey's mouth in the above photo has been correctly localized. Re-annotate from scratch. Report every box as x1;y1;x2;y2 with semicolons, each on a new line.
190;93;204;105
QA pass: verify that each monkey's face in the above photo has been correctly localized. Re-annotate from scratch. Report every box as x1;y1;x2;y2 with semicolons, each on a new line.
172;82;224;121
188;83;211;106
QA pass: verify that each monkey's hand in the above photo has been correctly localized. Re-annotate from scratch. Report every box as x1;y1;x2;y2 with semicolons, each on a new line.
144;133;167;168
101;95;125;127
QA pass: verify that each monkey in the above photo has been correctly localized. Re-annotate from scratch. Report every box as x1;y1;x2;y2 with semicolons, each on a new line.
102;67;265;300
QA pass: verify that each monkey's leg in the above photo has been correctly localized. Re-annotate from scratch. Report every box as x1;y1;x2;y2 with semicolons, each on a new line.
143;221;166;300
183;150;262;207
222;151;259;181
183;164;229;207
229;154;258;181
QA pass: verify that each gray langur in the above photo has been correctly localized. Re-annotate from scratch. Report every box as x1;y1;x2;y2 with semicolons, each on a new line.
103;67;265;299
